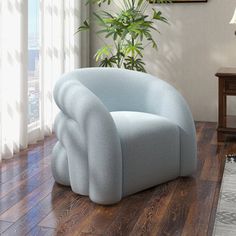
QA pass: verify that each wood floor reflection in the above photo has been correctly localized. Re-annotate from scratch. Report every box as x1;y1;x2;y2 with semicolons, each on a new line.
0;122;234;235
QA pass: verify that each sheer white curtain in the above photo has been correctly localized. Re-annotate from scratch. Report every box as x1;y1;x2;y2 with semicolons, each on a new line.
0;0;89;160
29;0;89;143
0;1;28;160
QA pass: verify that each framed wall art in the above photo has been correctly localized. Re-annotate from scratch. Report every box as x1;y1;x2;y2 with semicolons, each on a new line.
149;0;207;2
172;0;207;2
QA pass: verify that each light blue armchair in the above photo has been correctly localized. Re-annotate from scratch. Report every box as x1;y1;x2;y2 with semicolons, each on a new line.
52;68;197;205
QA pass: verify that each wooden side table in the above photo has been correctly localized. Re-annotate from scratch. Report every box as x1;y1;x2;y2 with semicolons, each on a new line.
215;67;236;141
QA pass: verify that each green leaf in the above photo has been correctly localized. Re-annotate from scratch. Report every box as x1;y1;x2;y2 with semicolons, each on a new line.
75;20;90;33
94;45;112;61
152;9;169;24
124;56;146;72
123;41;144;57
99;56;117;67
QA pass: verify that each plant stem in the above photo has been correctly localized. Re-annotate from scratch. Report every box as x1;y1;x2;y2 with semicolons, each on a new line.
131;37;135;70
132;0;135;7
117;41;121;68
131;0;135;70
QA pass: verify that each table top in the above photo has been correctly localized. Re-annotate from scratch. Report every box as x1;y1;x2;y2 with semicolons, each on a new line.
215;67;236;78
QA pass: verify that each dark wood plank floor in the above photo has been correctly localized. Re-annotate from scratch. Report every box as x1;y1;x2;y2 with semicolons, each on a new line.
0;122;234;236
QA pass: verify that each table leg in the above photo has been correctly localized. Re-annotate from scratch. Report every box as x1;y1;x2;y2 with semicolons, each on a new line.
218;79;226;141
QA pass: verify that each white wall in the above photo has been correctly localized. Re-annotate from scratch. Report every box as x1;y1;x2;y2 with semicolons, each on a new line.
90;0;236;121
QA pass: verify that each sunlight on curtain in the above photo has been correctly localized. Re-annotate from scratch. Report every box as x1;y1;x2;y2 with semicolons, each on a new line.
0;0;89;160
0;0;28;160
28;0;89;143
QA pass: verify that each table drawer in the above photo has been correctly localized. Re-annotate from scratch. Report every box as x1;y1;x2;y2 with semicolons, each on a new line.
225;79;236;93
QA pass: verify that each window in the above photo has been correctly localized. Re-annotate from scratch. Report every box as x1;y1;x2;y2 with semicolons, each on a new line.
28;0;40;125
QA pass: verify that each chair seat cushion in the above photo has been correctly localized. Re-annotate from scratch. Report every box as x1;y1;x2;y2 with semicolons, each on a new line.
110;111;180;196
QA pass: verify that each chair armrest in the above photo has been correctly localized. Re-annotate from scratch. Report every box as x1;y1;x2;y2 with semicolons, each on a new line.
147;79;197;176
54;75;122;204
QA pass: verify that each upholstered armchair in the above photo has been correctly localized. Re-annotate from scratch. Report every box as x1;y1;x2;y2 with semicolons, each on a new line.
52;68;197;205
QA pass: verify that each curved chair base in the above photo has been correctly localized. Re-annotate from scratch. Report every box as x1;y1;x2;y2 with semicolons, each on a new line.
52;142;70;186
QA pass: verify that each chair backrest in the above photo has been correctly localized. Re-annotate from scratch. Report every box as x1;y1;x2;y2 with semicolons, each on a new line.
63;67;166;114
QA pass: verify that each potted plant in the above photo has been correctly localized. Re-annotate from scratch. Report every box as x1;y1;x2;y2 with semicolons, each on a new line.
78;0;170;72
